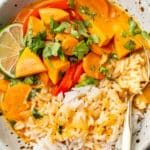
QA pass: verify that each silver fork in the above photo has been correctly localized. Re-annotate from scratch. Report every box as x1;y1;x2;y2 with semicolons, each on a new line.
121;48;150;150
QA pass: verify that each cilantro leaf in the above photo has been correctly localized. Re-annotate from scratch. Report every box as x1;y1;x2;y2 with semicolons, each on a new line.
43;42;65;61
84;19;92;27
68;0;75;9
71;29;80;39
128;17;141;36
32;108;43;119
23;75;40;85
73;41;89;60
54;22;71;33
76;76;99;87
23;25;46;55
87;34;100;45
50;18;59;33
27;88;41;101
99;66;109;75
141;31;150;40
124;40;136;51
79;6;97;20
75;20;89;37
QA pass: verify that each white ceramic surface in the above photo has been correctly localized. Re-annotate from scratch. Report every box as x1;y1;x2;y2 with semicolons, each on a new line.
0;0;150;150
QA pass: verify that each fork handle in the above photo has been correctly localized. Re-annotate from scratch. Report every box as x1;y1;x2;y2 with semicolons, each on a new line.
122;99;132;150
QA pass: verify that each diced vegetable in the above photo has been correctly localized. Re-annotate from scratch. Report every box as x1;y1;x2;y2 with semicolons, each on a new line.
83;52;104;79
28;16;46;36
114;35;142;59
23;27;46;55
52;61;84;95
99;66;109;75
39;72;49;86
43;42;65;61
76;0;110;18
16;47;46;78
32;108;43;119
14;0;69;34
23;75;41;85
93;43;113;56
76;76;99;87
27;88;41;101
39;8;69;25
88;23;114;47
0;79;9;92
55;33;79;55
90;44;103;56
1;83;31;121
44;57;70;84
14;8;39;34
73;41;89;60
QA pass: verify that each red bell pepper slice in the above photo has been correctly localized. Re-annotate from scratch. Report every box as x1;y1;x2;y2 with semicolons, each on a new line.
14;0;70;34
52;61;84;95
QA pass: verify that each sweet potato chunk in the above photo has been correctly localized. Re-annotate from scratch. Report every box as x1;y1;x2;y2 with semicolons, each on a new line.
16;47;46;78
44;57;70;84
39;8;69;25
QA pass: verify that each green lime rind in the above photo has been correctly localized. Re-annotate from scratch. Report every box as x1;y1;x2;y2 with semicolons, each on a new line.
0;65;16;79
0;23;23;79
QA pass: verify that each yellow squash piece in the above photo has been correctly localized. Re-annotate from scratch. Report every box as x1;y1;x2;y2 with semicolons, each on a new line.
83;52;104;79
76;0;114;47
114;35;142;59
44;57;70;84
55;33;79;55
16;47;46;78
0;79;9;92
39;72;49;86
39;8;69;25
28;16;46;36
1;83;31;121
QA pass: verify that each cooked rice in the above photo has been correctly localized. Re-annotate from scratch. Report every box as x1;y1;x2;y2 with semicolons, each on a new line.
14;51;148;150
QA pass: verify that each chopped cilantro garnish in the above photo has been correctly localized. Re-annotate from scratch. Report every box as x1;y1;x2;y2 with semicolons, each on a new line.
68;0;75;9
43;42;65;61
9;120;16;127
50;18;59;33
32;108;43;119
80;6;97;20
87;34;100;45
110;53;118;60
24;75;40;85
50;19;71;33
75;20;89;37
141;31;150;40
84;19;92;27
128;17;141;36
90;65;96;71
54;22;71;33
124;40;136;51
107;76;115;81
73;41;89;60
10;79;20;87
27;88;41;101
99;66;109;75
76;76;99;87
23;25;46;55
58;125;63;134
121;31;128;38
71;29;80;39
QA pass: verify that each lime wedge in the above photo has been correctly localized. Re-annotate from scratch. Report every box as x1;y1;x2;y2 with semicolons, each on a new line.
0;23;23;78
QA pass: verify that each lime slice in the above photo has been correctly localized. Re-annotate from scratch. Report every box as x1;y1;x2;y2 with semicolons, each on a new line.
0;23;23;78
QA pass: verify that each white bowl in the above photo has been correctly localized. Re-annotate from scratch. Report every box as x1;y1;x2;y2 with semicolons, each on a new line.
0;0;150;150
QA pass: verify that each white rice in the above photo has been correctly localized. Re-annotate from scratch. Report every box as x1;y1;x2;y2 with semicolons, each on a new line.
13;51;148;150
